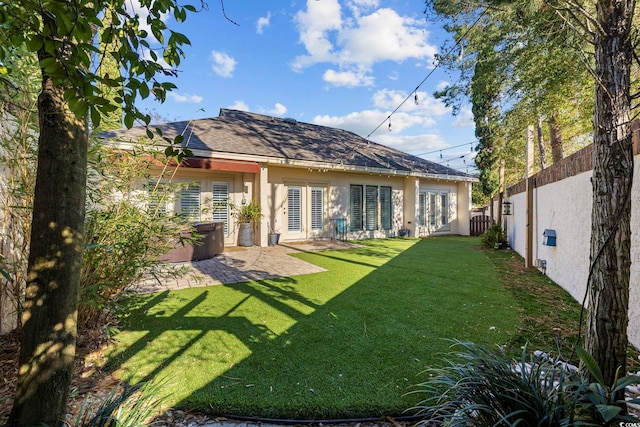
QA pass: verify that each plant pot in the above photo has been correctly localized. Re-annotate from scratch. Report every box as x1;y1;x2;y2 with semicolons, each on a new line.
238;222;254;247
268;233;280;246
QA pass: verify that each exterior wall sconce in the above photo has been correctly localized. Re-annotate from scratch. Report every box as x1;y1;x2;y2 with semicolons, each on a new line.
502;200;512;215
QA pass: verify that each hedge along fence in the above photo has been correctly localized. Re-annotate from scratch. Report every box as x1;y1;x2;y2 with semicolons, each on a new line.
500;121;640;349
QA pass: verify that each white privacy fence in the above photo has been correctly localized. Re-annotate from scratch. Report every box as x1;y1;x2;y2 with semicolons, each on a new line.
500;140;640;349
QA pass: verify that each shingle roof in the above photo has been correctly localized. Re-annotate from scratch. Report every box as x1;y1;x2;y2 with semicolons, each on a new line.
102;108;474;180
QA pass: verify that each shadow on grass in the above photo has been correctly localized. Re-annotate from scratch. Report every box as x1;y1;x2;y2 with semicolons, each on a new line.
107;237;520;420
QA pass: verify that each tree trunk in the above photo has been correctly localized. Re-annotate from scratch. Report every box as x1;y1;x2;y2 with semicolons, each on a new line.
549;113;564;164
586;0;634;391
7;56;87;425
536;116;547;170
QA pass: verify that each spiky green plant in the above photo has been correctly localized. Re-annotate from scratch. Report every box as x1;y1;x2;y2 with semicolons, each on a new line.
411;341;577;426
73;382;163;427
411;341;640;426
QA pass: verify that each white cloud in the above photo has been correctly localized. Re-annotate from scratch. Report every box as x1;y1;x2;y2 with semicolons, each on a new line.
123;0;168;44
211;51;237;78
228;100;249;111
436;80;450;91
168;92;203;103
374;133;449;153
337;9;436;66
292;0;343;71
323;68;374;87
452;107;475;128
313;110;449;153
269;103;288;116
257;12;271;34
371;88;449;117
291;1;437;88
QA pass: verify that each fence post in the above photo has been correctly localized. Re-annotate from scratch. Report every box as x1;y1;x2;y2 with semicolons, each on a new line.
525;125;535;268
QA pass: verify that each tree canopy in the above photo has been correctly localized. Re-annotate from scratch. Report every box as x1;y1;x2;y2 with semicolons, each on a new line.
0;0;200;424
429;0;595;193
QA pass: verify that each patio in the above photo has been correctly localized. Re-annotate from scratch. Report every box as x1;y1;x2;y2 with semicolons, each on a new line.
134;240;361;293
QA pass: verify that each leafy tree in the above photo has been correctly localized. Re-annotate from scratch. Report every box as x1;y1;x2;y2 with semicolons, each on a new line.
426;0;638;413
0;0;198;424
430;0;593;193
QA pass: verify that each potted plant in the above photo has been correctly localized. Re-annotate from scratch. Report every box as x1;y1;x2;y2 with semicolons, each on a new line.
268;223;281;246
235;201;262;247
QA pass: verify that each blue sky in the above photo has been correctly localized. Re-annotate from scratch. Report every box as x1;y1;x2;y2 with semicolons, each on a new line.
135;0;478;175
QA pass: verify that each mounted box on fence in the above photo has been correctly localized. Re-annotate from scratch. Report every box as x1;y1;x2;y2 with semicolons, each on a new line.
543;229;557;246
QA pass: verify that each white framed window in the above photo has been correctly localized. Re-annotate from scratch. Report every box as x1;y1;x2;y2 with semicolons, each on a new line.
311;187;325;231
419;190;451;231
288;186;302;232
418;192;427;226
380;186;392;230
350;185;363;231
212;182;230;235
179;182;201;222
147;180;202;221
365;185;378;231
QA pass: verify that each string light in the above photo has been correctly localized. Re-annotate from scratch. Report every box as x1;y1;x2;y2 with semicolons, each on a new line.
414;140;478;158
364;9;488;141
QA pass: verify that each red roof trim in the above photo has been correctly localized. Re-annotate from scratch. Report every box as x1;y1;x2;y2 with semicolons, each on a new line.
181;157;261;173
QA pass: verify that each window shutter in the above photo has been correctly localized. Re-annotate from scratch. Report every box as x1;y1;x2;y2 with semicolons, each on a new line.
418;192;426;226
365;185;378;231
212;183;229;235
311;187;324;231
288;187;302;232
350;185;363;231
147;181;169;215
429;193;437;227
380;186;392;230
179;182;201;222
440;193;449;226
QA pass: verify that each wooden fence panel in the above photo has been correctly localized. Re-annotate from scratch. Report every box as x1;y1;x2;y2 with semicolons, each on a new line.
470;215;493;237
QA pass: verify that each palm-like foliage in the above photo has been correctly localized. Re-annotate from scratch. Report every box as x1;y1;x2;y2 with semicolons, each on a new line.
412;341;640;426
412;341;578;426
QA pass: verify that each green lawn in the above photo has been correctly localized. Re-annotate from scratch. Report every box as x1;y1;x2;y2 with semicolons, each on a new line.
106;237;580;419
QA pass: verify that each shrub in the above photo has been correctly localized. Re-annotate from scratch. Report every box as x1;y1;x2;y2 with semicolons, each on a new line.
481;223;508;249
79;144;194;326
411;341;640;426
73;382;163;427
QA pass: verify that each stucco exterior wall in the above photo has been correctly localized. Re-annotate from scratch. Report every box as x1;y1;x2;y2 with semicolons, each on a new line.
266;166;409;242
504;161;640;349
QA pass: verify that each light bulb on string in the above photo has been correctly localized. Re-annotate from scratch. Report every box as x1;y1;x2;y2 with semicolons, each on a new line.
388;121;392;131
414;92;419;105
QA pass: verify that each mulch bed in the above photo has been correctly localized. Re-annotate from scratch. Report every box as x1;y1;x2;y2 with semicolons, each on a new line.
0;326;120;424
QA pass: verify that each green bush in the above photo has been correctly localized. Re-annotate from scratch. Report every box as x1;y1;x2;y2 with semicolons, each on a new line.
411;341;640;426
481;223;508;249
79;144;193;326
